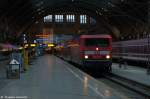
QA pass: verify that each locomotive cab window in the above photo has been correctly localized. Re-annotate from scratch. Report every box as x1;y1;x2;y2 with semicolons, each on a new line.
85;38;110;47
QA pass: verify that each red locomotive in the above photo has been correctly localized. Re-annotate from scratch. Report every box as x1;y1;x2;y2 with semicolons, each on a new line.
58;34;112;72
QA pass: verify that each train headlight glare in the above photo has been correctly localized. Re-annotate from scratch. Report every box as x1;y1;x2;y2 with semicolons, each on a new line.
106;55;110;59
85;55;89;59
96;48;99;51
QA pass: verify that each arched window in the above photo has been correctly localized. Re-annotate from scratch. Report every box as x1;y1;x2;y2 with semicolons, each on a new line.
80;15;87;24
66;15;75;22
44;15;53;22
55;15;63;22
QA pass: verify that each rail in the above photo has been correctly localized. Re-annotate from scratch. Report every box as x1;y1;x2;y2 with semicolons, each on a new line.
104;73;150;98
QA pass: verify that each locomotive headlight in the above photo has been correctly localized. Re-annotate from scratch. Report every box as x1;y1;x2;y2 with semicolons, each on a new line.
85;55;89;59
106;55;110;59
96;48;99;51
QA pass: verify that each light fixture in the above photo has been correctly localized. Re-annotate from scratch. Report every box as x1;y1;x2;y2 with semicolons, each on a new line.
106;55;110;59
85;55;89;59
96;48;99;51
30;44;36;47
48;44;54;47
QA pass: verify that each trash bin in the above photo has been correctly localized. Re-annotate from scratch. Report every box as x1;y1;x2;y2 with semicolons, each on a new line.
6;59;20;79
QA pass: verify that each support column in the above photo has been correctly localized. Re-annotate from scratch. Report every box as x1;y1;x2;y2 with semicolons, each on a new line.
63;14;67;23
75;14;80;34
52;14;55;23
148;1;150;24
52;14;55;31
147;1;150;74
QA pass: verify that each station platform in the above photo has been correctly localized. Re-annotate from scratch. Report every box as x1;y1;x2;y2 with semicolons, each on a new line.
0;60;7;78
0;55;128;99
112;63;150;86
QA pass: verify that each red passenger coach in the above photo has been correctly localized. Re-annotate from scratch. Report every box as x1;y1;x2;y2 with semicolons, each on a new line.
61;34;112;72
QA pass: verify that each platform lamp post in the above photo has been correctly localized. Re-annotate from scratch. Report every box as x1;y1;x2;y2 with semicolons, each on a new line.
147;1;150;75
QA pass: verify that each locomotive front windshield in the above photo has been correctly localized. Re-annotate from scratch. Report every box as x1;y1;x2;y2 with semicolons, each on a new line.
85;38;110;47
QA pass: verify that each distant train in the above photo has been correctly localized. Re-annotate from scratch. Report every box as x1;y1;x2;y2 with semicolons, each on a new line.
112;38;149;64
57;34;112;72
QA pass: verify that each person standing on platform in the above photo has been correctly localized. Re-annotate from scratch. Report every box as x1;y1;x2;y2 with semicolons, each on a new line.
119;57;123;68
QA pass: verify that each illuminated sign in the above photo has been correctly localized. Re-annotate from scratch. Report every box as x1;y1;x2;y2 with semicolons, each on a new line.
35;34;49;38
24;44;28;47
24;44;28;48
19;47;23;50
48;44;54;47
36;38;49;41
30;44;36;47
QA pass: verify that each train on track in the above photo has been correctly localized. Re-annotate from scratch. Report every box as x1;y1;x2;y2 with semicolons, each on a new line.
112;38;149;66
56;34;112;73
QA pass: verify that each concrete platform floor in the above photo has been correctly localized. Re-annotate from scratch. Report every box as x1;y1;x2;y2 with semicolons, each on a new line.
0;55;129;99
112;63;150;86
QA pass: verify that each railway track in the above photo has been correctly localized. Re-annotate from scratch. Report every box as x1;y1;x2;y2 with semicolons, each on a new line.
104;73;150;98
